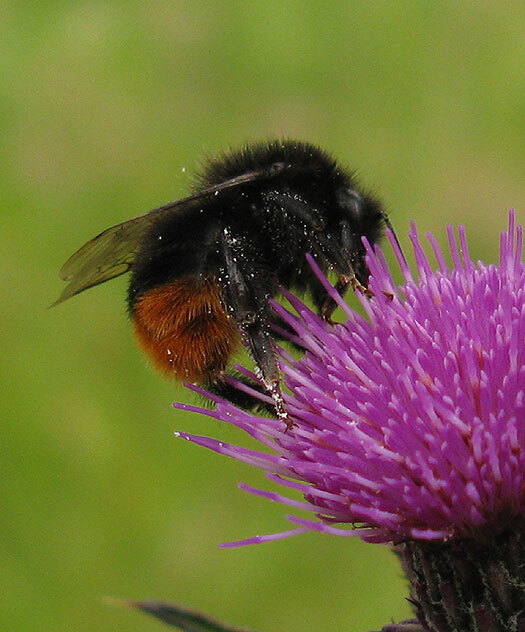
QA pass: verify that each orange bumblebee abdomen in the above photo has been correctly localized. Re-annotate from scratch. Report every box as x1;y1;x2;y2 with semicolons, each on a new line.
131;278;240;383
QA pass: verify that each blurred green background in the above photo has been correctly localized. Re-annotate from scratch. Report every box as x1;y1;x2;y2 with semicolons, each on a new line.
2;2;524;631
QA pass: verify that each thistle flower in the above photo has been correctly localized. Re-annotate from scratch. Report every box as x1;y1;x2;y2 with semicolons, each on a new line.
173;210;524;632
176;210;524;548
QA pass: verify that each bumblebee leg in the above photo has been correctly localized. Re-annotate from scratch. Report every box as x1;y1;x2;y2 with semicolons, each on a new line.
308;234;351;321
320;272;373;320
220;231;294;429
319;276;351;322
203;372;277;416
314;220;373;321
266;313;306;352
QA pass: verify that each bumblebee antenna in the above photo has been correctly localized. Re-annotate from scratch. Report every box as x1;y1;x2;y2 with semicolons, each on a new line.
381;212;407;266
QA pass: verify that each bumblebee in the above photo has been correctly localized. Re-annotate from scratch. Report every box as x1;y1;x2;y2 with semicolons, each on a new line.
55;140;390;426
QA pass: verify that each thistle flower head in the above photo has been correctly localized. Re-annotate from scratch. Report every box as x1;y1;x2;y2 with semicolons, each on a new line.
176;211;524;546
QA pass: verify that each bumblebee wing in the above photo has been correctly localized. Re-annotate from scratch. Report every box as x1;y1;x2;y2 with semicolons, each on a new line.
52;210;160;306
53;163;290;306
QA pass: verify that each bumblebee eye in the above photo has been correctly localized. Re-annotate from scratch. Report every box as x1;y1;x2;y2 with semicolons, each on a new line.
336;187;363;217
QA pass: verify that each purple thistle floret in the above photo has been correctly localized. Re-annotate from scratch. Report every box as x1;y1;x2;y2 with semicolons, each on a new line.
175;211;524;546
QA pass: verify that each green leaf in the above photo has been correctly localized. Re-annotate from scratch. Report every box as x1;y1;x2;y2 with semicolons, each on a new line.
112;599;258;632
